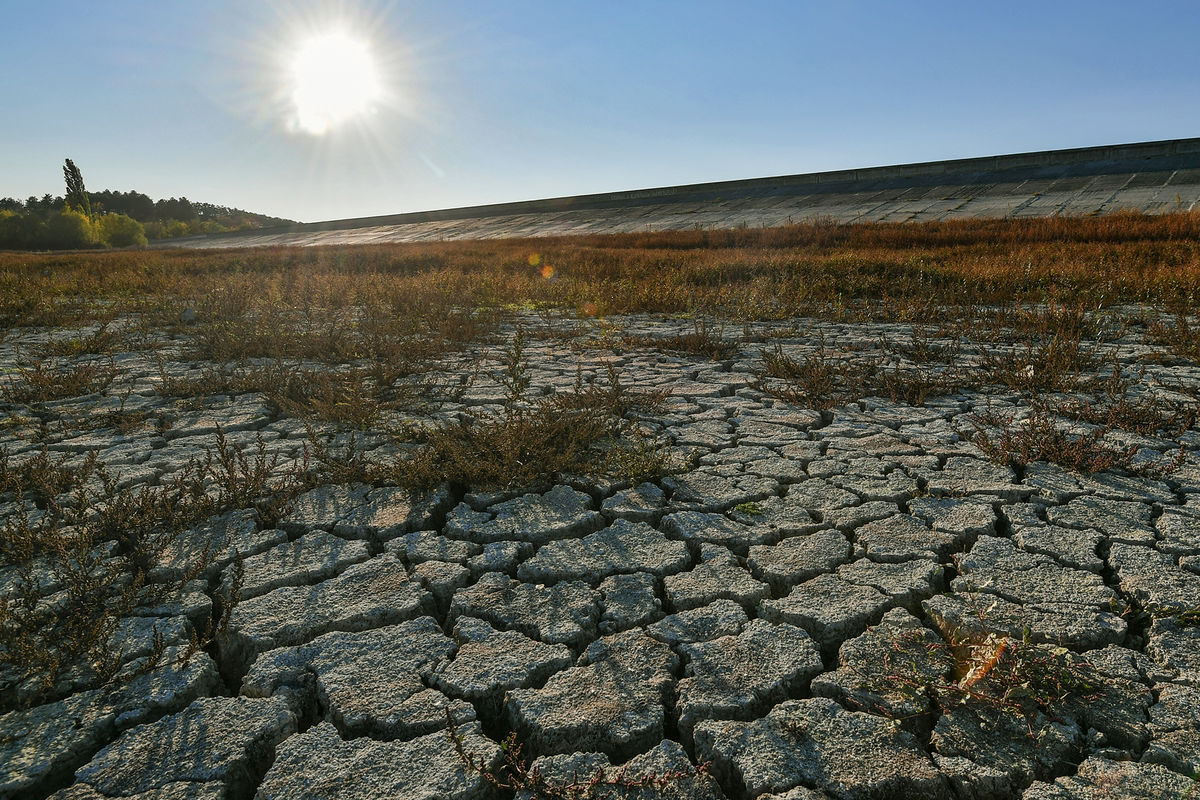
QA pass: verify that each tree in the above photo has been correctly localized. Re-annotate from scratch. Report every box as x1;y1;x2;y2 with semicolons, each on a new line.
63;158;91;218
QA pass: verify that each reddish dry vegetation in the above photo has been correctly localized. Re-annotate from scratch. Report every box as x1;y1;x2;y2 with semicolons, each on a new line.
2;209;1200;328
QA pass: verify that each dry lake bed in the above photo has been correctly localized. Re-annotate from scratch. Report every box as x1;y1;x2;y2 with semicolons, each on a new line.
2;309;1200;800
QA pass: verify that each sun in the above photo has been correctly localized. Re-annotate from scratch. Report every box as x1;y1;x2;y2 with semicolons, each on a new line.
287;31;383;135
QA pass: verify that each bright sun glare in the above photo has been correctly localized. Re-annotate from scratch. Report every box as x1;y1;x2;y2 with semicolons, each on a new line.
288;31;382;136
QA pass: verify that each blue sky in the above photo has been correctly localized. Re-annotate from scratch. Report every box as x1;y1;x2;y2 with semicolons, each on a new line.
3;1;1197;222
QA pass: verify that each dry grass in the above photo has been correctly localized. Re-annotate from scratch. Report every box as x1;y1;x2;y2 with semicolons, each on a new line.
395;333;675;491
0;430;310;710
2;208;1199;713
4;210;1200;330
2;357;117;404
966;409;1182;476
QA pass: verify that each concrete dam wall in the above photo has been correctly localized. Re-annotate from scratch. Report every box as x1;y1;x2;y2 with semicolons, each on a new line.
158;137;1200;249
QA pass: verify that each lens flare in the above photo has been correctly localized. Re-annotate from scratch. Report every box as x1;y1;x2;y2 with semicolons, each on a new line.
528;253;541;266
541;265;556;279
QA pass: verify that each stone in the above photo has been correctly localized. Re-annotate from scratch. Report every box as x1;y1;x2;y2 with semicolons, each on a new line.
908;496;996;538
241;617;470;739
72;696;295;797
932;754;1012;800
744;455;812;482
725;495;821;535
1157;506;1200;556
52;782;225;800
1053;644;1154;750
1109;542;1200;612
254;720;501;799
1047;496;1155;545
387;530;482;565
746;530;853;592
662;470;778;512
219;531;370;601
932;706;1080;789
0;690;115;799
331;484;450;540
646;598;749;646
601;481;667;523
677;619;823;740
466;540;530;578
220;555;433;671
129;583;213;628
1001;503;1047;531
854;514;959;563
1143;683;1200;775
506;630;677;760
1147;616;1200;687
811;609;952;730
1020;756;1195;799
783;478;860;514
599;572;662;633
660;510;775;555
925;456;1026;500
831;469;919;503
106;615;192;664
103;648;223;730
1013;524;1105;572
756;788;832;800
432;616;573;721
451;484;604;545
278;483;372;534
449;572;599;647
444;502;493;538
759;574;892;650
517;519;690;585
152;509;287;582
410;560;472;607
820;499;898;532
954;536;1116;608
827;431;922;457
664;544;769;611
694;698;950;799
923;592;1127;651
837;558;944;609
516;739;724;800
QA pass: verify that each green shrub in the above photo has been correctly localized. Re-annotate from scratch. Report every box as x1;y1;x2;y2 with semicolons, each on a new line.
44;209;96;250
96;213;148;248
0;210;46;250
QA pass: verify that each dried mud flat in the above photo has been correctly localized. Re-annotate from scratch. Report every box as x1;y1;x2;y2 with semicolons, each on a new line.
3;311;1200;800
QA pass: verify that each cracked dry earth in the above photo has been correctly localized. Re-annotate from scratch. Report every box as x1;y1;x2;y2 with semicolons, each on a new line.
4;313;1200;800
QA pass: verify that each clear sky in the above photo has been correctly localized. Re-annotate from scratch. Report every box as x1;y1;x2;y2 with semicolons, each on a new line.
3;1;1197;223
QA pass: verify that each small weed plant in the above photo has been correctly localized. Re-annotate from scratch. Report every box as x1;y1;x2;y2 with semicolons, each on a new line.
0;429;307;710
843;629;1105;739
2;357;117;404
396;334;674;491
446;710;710;799
967;408;1181;476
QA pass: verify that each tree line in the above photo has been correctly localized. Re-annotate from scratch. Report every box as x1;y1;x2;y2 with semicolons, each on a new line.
0;159;293;250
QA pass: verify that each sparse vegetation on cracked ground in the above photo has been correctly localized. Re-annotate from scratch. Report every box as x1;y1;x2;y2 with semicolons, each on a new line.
3;212;1200;800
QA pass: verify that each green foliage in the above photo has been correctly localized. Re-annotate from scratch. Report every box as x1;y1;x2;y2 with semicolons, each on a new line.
62;158;91;218
0;209;46;250
96;213;148;248
44;208;96;250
